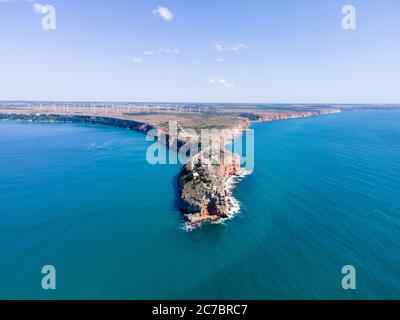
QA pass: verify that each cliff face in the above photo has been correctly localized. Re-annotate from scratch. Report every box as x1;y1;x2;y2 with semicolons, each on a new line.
178;149;243;229
257;109;341;122
177;110;341;229
0;113;156;134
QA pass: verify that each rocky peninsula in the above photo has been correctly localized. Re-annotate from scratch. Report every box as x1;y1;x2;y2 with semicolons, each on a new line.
178;148;244;229
0;103;342;229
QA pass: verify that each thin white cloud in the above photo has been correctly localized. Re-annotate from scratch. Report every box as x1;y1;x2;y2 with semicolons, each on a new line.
215;43;248;52
214;58;225;63
123;57;143;63
152;6;174;21
33;2;44;13
0;0;38;3
208;76;235;88
0;1;45;14
142;48;180;56
159;48;180;54
143;51;156;56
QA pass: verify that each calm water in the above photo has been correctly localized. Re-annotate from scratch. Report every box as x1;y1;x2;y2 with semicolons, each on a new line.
0;111;399;299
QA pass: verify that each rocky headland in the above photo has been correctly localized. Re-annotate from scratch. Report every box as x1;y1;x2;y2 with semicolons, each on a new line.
178;148;244;229
0;105;342;230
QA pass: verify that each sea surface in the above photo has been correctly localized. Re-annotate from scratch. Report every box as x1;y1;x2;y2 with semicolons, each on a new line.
0;110;399;299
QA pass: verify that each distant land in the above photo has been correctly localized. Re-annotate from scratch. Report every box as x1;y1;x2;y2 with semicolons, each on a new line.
3;101;399;132
1;102;399;228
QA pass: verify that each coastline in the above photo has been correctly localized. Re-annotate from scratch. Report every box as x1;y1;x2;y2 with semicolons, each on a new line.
2;108;399;299
182;174;244;232
0;108;342;230
192;110;344;229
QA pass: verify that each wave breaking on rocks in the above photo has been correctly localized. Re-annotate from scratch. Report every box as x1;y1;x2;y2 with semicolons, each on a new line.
178;147;246;230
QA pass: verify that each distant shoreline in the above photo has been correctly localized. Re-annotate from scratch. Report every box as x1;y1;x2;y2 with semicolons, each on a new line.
0;108;343;229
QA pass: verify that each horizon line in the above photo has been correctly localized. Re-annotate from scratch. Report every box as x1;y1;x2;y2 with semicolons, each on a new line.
1;100;400;106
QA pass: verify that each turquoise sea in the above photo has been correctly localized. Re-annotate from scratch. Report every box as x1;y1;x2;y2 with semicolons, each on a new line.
0;110;399;299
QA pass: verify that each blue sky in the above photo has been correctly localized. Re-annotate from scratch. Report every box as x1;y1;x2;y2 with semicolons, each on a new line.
0;0;399;103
